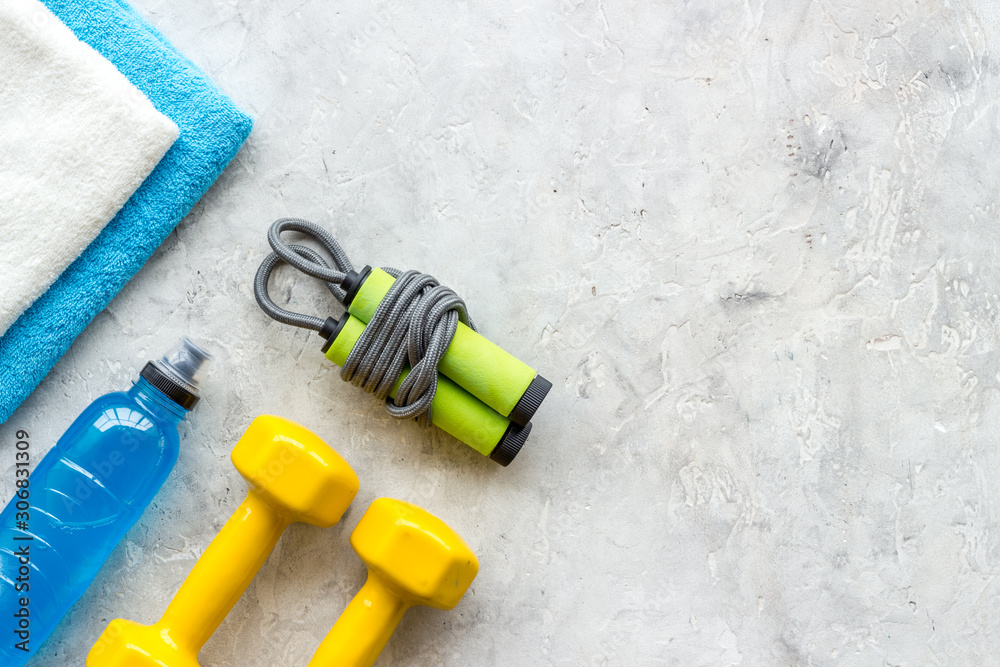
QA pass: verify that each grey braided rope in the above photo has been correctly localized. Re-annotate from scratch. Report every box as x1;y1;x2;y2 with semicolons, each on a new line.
253;218;476;426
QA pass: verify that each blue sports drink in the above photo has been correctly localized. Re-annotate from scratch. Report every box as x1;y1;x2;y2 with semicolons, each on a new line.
0;338;210;665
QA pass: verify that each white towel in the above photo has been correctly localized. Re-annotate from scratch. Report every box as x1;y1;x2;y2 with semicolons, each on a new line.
0;0;179;336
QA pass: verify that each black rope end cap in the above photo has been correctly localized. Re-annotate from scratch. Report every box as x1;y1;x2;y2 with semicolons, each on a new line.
341;265;373;307
508;374;552;427
490;421;531;467
320;316;347;354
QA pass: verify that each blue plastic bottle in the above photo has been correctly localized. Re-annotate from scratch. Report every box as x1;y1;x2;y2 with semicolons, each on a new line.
0;338;210;666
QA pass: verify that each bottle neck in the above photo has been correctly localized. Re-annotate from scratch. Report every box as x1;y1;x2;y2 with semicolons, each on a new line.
129;377;189;423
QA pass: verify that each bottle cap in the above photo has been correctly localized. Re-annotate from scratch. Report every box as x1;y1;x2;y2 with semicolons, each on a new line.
140;337;212;409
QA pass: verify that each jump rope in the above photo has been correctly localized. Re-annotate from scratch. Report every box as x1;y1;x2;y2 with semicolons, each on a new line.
254;219;550;465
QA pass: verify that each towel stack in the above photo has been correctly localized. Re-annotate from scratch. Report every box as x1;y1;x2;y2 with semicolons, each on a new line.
0;0;253;423
0;0;179;336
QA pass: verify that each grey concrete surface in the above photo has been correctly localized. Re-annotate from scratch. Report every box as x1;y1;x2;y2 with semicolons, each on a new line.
3;1;1000;664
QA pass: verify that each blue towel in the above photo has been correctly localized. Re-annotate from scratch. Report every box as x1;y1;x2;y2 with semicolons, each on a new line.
0;0;252;423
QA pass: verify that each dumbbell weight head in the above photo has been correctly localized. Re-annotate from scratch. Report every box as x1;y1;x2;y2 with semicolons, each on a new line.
353;498;478;609
231;414;359;527
307;499;478;667
88;620;198;667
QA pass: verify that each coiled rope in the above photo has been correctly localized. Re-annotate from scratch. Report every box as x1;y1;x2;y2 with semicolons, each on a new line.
253;218;476;426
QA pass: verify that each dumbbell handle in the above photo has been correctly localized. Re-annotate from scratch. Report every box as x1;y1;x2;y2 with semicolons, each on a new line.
155;490;288;650
308;574;411;667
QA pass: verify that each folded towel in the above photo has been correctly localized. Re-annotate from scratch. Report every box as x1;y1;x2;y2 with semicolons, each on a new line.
0;0;179;337
0;0;253;423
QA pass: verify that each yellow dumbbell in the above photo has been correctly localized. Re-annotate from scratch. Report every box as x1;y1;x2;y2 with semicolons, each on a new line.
87;415;360;667
308;498;479;667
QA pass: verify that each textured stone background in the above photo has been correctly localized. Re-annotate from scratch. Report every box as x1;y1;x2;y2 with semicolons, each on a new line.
2;0;1000;664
